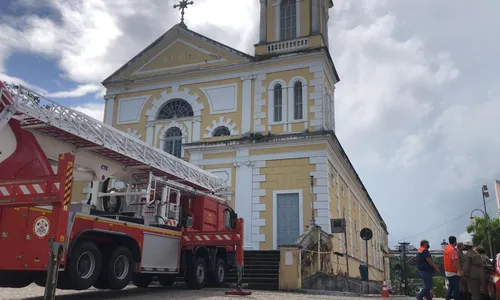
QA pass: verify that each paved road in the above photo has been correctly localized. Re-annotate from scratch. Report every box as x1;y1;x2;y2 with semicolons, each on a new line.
0;284;391;300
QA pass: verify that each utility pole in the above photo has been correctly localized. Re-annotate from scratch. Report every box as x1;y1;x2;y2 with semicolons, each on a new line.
398;242;410;295
310;176;315;226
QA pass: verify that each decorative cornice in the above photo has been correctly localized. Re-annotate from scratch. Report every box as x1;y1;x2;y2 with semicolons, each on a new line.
240;74;257;81
233;161;255;168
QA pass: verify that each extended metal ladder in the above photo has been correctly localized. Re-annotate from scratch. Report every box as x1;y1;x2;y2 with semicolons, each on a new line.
0;80;225;192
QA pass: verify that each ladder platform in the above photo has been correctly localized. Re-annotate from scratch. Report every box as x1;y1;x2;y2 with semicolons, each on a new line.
0;81;226;193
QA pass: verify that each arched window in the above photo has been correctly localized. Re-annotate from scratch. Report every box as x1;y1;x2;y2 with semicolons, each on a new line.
273;83;283;122
293;81;303;120
212;126;231;137
157;99;194;120
280;0;297;40
164;127;183;158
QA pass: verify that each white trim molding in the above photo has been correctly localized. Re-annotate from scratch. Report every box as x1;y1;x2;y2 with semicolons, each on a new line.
126;128;143;140
203;116;239;138
145;86;204;121
132;38;228;76
116;95;150;125
200;83;238;115
273;189;304;250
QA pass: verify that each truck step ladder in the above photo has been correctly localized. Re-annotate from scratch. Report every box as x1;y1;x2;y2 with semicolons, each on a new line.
0;81;225;192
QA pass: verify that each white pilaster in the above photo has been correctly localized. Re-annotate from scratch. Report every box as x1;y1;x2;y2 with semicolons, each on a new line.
234;157;255;250
104;95;116;125
241;75;255;134
192;119;201;142
146;124;154;146
309;156;330;232
251;160;266;250
253;73;267;132
296;0;302;37
259;0;267;43
309;64;324;130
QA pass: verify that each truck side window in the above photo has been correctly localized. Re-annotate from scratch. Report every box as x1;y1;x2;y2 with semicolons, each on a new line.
224;209;232;229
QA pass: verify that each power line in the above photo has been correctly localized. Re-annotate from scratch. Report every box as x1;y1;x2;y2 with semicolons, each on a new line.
389;198;495;245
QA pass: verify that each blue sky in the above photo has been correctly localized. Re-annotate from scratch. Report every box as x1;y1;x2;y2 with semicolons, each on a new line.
2;0;500;249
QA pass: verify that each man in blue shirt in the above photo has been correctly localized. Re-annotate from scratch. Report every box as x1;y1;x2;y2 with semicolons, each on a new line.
416;239;441;300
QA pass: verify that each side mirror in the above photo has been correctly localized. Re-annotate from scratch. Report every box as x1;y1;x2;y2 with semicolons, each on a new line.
185;216;193;228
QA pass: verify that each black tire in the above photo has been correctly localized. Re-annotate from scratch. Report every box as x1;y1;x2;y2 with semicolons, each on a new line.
158;275;176;286
106;247;134;290
185;257;206;290
208;258;226;287
132;273;153;288
94;246;133;290
65;241;102;290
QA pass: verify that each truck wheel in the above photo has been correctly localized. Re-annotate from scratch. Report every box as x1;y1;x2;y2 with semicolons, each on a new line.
158;275;176;286
132;273;153;288
186;257;206;290
66;241;102;290
105;246;134;290
208;258;226;287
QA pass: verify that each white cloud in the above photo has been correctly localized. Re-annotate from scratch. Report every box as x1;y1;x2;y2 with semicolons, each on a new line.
46;84;104;99
72;103;104;122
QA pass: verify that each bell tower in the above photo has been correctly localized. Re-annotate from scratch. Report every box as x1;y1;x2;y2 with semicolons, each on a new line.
255;0;334;57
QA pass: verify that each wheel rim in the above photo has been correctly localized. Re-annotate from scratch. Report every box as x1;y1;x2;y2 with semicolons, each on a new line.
217;264;225;281
114;255;130;280
77;251;96;279
196;264;205;283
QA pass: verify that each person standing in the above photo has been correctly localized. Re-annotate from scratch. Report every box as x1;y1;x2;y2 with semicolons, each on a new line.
457;242;469;300
463;240;484;300
475;246;491;298
416;239;441;300
444;236;462;300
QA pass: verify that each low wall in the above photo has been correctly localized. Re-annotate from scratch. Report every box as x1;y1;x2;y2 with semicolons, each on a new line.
302;272;382;294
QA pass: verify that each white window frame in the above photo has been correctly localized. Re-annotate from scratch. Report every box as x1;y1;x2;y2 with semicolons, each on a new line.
268;79;287;126
287;76;308;123
274;0;301;41
272;189;304;250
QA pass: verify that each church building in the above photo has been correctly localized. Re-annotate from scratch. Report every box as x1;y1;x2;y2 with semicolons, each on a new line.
100;0;389;281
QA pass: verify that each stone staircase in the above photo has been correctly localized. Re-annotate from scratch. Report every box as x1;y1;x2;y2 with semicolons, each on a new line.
226;250;280;290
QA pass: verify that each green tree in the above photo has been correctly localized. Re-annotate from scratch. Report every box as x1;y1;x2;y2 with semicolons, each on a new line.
466;216;500;257
432;276;446;298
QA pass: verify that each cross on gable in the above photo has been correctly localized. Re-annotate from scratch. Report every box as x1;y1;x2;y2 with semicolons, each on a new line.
173;0;194;27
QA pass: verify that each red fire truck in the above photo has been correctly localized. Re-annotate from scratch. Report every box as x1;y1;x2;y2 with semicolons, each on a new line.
0;81;249;298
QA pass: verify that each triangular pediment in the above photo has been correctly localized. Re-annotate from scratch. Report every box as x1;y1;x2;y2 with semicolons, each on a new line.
103;25;254;84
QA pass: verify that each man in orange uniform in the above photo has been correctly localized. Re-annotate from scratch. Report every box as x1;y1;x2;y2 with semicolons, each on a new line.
444;236;462;300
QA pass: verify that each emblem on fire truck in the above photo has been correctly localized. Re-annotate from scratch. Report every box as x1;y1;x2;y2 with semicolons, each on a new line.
33;216;50;239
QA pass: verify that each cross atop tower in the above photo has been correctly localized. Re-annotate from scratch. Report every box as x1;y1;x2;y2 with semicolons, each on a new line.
173;0;194;27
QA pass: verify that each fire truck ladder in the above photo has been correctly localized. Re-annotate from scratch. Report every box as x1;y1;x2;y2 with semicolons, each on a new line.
0;81;226;193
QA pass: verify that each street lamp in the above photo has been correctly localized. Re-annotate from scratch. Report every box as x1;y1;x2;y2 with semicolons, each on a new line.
469;207;494;257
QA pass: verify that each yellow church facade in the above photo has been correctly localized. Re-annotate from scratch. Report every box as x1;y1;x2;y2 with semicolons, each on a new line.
100;0;389;281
